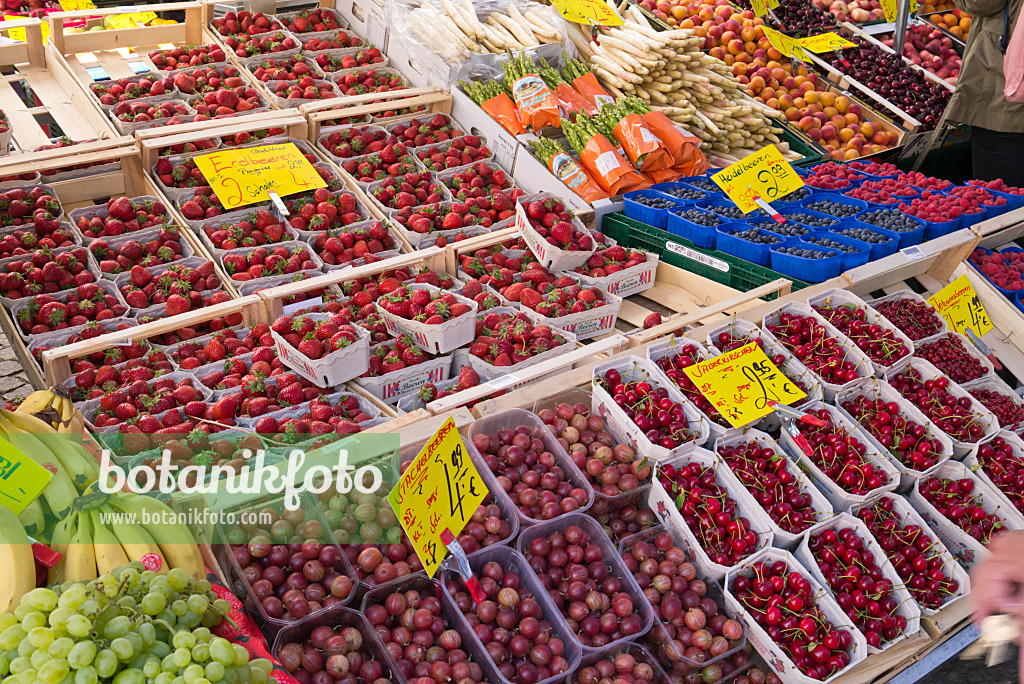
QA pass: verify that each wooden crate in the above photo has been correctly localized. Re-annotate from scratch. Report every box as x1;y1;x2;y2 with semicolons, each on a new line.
48;3;211;85
0;139;247;388
0;17;119;152
301;86;452;144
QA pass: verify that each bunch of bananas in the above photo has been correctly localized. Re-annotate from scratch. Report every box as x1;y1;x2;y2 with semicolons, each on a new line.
13;387;84;435
50;492;205;587
0;408;102;541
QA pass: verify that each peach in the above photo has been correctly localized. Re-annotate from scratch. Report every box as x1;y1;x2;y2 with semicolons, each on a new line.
798;115;818;131
778;93;795;108
860;121;877;137
813;112;829;125
766;97;780;109
839;128;855;142
848;136;864;150
724;18;741;31
785;106;800;121
741;26;757;41
709;46;726;59
744;41;757;54
823;106;839;119
782;76;797;90
698;6;715;20
772;68;789;82
707;25;722;38
830;115;847;129
805;91;820;104
819;92;835;107
722;53;735;65
821;124;838;140
717;4;734;17
844;112;860;126
799;81;815;93
848;103;863;117
834;95;849;114
671;6;687;18
749;76;766;92
844;149;861;160
735;52;751;63
807;127;823;141
794;97;807;109
872;130;890;145
831;150;847;161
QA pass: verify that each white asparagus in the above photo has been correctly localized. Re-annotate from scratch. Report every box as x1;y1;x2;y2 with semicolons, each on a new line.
524;10;558;40
490;12;538;47
487;18;524;49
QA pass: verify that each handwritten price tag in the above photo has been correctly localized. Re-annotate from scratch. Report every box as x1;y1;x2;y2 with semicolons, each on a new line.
750;0;780;17
388;416;488;578
880;0;918;22
1;16;48;42
762;26;811;61
928;274;993;338
711;144;804;213
0;439;52;516
108;11;157;29
797;32;856;53
193;143;327;210
550;0;623;25
683;342;807;427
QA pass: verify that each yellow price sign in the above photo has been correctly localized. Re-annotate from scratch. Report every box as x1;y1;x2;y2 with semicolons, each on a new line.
108;11;158;29
388;416;488;578
1;16;49;42
194;143;327;210
550;0;623;25
711;143;804;213
797;32;856;53
59;0;96;9
683;342;807;427
0;439;53;516
928;274;993;338
762;25;811;61
750;0;779;18
880;0;918;22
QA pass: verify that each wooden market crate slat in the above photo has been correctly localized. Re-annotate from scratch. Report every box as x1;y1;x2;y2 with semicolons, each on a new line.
301;86;452;143
0;18;118;152
49;3;210;84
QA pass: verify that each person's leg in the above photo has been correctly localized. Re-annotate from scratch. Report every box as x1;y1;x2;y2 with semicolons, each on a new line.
971;127;1024;186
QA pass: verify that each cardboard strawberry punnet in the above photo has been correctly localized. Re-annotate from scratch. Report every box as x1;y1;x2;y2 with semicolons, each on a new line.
355;334;453;404
514;273;622;341
318;125;398;160
270;312;371;387
514;193;598;271
466;308;575;377
376;283;478;354
148;44;227;71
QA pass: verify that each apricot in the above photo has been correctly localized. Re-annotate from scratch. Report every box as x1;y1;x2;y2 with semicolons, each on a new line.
839;128;855;142
741;26;757;41
799;81;815;93
823;106;839;119
735;52;751;63
819;92;835;108
834;95;850;114
785;106;801;121
860;121;878;137
709;46;726;59
749;75;766;92
671;6;687;19
744;41;757;53
794;97;807;109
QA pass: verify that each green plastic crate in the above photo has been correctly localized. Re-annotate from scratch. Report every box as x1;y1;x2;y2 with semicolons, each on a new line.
602;212;808;299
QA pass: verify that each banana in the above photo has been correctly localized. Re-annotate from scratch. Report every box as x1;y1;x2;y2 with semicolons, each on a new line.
0;415;77;520
0;504;36;613
63;512;96;583
13;389;56;418
88;511;129;576
47;513;76;585
109;496;204;578
37;433;95;490
107;519;165;572
16;497;44;537
0;408;56;434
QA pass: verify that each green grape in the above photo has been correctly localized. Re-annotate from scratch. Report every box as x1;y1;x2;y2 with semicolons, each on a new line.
37;658;70;684
155;673;174;684
211;600;231;617
95;649;118;678
49;637;74;659
250;668;269;684
182;663;204;684
65;615;91;639
249;659;272;675
0;653;9;677
77;600;100;616
171;601;188;618
167;570;191;592
185;596;208;615
177;612;200;630
116;596;137;611
143;660;161;678
125;633;144;656
27;627;55;650
192;628;211;644
230;645;247;667
57;586;87;611
30;647;51;669
190;643;209;664
0;614;15;632
68;640;97;670
196;580;211;594
171;647;191;669
13;668;38;684
204;662;225;682
206;640;233;667
172;632;196;651
120;568;140;587
16;638;34;659
221;668;237;684
0;625;26;651
111;667;144;684
110;637;135;661
135;623;156;648
74;665;98;684
147;641;171;660
156;609;176;626
48;607;75;631
101;584;119;599
140;593;167;616
103;616;131;640
8;656;31;673
24;588;58;613
12;604;32;621
20;612;46;631
172;677;185;684
200;612;220;630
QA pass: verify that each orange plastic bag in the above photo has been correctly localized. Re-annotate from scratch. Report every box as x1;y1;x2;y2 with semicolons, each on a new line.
482;93;525;135
579;134;645;195
572;73;614;112
554;82;595;116
613;113;672;172
546;149;612;202
642;111;708;174
511;74;560;131
645;167;685;183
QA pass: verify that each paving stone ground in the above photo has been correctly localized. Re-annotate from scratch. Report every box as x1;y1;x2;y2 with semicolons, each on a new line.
0;330;34;402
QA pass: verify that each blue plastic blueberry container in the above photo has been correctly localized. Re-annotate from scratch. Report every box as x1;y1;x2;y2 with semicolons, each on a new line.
666;207;722;249
775;185;817;208
623;189;681;229
778;207;842;231
652;181;715;205
695;197;752;222
829;220;901;261
770;243;845;282
674;175;721;194
715;222;791;266
799;193;869;220
859;210;926;248
799;230;870;270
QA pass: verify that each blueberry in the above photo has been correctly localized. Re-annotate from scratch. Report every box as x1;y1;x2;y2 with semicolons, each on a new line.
776;246;835;259
709;205;747;219
676;208;721;226
806;237;856;253
786;212;839;227
861;209;920;233
837;227;892;244
687;178;719;192
661;185;707;201
633;195;676;208
806;200;862;217
732;228;781;244
785;187;813;202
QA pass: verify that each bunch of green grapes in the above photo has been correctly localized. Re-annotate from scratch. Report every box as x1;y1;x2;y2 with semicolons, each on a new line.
0;563;273;684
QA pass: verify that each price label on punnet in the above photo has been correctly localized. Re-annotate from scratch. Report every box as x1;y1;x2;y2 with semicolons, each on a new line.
193;143;327;210
711;143;804;214
388;415;488;578
683;341;807;427
928;274;994;338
